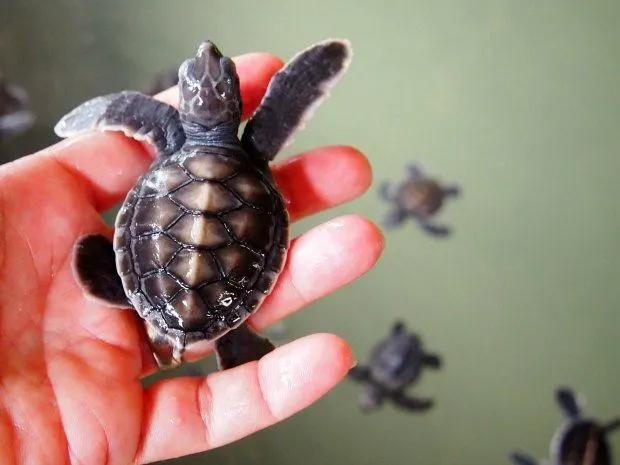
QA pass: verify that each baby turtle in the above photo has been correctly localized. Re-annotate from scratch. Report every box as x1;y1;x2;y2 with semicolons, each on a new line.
348;321;442;413
380;163;460;237
0;74;35;139
510;387;620;465
54;39;352;370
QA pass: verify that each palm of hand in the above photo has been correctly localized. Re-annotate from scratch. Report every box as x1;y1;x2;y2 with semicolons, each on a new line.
0;52;381;464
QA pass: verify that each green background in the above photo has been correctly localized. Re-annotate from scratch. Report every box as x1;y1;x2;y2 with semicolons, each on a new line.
1;1;620;463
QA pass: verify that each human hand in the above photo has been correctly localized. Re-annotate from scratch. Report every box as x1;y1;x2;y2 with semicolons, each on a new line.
0;51;382;464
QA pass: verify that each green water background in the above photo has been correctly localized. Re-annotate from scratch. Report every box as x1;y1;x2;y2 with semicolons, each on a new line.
1;1;620;463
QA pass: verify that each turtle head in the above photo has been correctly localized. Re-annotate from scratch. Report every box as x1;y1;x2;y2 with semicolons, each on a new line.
178;41;242;131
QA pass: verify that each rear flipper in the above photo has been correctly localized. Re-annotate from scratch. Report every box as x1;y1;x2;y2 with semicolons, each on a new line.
509;452;539;465
241;39;353;162
73;234;130;308
417;218;450;237
215;323;276;370
391;392;434;412
54;90;185;156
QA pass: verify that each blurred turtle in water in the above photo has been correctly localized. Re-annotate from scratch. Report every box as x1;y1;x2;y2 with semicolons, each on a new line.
380;163;460;237
510;387;620;465
143;67;179;96
348;321;442;413
0;74;35;139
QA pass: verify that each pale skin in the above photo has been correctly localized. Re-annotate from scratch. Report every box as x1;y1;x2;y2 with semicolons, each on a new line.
0;52;383;464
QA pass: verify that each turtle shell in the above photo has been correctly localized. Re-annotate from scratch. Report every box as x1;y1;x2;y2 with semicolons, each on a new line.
397;179;444;217
369;333;423;391
113;145;289;345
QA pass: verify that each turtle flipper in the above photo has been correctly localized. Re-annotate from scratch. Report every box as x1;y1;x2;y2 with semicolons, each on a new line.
72;234;130;308
383;208;407;229
509;452;539;465
347;365;371;382
241;39;353;162
422;352;442;369
54;91;185;156
214;323;276;370
555;386;581;418
417;218;451;237
391;392;434;411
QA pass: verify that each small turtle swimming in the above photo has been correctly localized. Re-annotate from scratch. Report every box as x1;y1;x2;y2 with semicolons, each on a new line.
380;163;460;237
0;74;35;139
54;39;352;370
510;387;620;465
347;321;442;413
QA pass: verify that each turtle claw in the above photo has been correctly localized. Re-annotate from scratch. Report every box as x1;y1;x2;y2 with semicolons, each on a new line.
72;234;131;308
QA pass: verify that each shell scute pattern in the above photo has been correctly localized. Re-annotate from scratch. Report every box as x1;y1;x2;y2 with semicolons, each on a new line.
398;180;444;216
114;146;288;338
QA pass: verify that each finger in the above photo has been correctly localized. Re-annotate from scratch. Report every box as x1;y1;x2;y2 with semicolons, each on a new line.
248;214;384;329
134;333;354;464
138;214;382;378
41;53;284;212
274;145;372;222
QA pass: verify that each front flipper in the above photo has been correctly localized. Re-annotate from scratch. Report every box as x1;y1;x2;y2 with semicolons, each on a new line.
555;386;581;418
54;90;185;156
391;392;434;411
509;452;539;465
241;39;353;162
384;208;407;229
422;352;442;369
73;234;130;308
214;323;276;370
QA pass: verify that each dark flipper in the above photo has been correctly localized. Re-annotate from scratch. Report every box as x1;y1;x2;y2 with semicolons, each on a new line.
214;323;276;370
417;218;451;237
422;353;442;369
73;234;130;308
604;418;620;434
508;452;538;465
442;185;461;197
241;39;353;162
54;91;185;156
391;392;434;411
556;387;581;418
347;365;371;382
